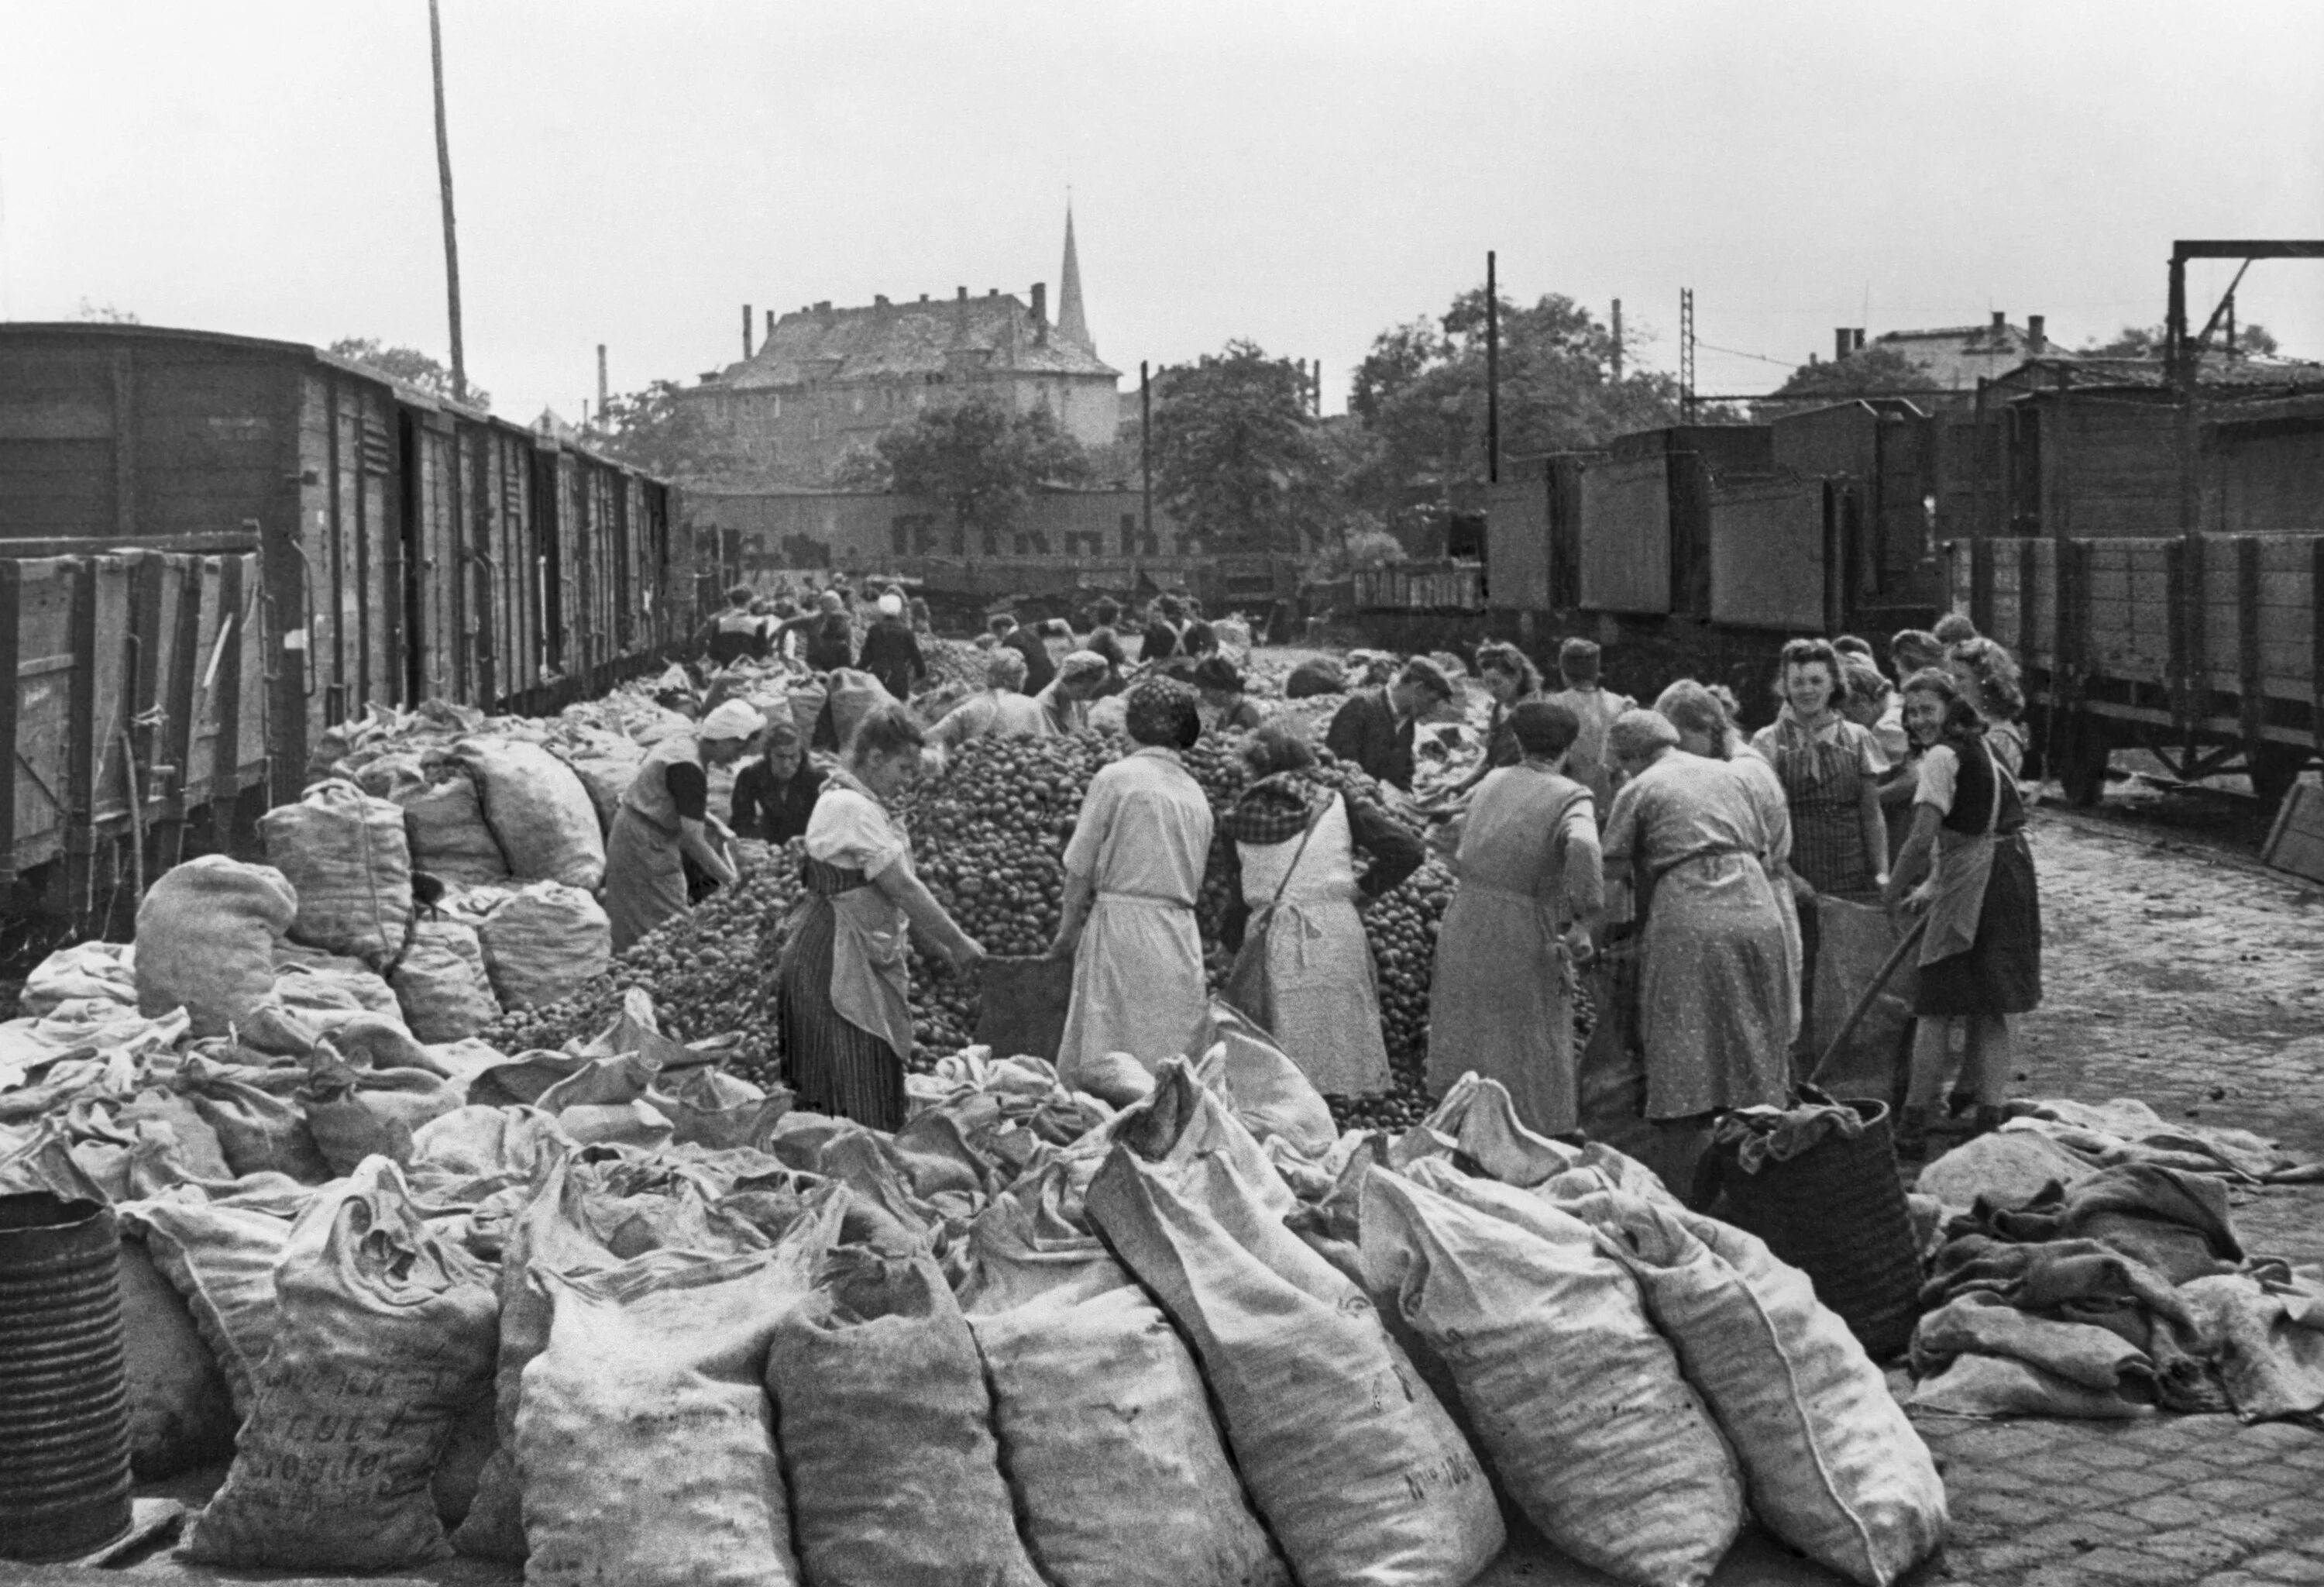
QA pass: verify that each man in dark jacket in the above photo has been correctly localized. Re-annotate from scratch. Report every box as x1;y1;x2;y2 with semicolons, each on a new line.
700;585;769;666
780;590;855;673
855;591;926;702
1139;594;1191;663
1324;656;1453;793
989;612;1055;694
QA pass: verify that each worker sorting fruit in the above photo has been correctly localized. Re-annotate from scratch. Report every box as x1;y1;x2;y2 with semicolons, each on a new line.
776;701;985;1129
600;697;762;953
1049;676;1215;1085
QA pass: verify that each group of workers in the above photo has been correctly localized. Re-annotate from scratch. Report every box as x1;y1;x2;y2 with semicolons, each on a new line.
614;580;2039;1172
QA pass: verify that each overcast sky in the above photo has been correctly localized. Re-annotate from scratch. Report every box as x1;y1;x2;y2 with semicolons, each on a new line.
5;2;2320;421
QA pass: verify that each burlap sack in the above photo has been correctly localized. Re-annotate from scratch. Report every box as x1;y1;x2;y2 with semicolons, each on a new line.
260;778;413;963
134;857;297;1037
179;1160;499;1569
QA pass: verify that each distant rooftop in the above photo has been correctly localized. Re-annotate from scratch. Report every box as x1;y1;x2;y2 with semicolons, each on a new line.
705;291;1117;391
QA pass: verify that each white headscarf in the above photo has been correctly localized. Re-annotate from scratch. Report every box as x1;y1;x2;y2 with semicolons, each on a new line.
700;700;768;742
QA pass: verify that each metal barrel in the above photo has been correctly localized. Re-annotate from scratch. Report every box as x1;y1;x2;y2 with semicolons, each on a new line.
0;1192;133;1562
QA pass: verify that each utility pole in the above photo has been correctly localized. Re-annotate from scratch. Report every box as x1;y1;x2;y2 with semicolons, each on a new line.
1485;251;1500;485
428;0;466;404
1611;299;1624;380
1140;361;1153;560
1679;287;1697;421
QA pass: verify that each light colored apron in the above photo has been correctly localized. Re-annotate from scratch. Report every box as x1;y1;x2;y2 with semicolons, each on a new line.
822;771;917;1061
1919;745;2006;967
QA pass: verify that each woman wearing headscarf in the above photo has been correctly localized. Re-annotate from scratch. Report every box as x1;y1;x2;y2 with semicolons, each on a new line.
1050;678;1215;1082
1034;649;1112;735
1220;725;1422;1098
1882;668;2042;1153
1602;708;1794;1137
602;699;761;952
854;590;927;703
1427;701;1604;1137
777;702;984;1130
727;708;825;845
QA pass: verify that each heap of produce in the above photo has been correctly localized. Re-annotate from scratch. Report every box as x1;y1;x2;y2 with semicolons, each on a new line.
494;723;1453;1130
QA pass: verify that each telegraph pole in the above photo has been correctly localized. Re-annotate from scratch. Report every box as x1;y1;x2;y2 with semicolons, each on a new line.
1485;251;1500;484
428;0;467;403
1140;361;1153;559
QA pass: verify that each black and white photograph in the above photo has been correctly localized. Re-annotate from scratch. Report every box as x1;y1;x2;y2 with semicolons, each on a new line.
2;4;2322;1584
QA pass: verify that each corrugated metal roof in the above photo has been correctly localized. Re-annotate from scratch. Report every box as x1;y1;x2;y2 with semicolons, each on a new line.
706;294;1116;391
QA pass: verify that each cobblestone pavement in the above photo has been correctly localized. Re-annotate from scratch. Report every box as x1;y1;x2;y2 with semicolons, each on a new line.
1890;811;2324;1587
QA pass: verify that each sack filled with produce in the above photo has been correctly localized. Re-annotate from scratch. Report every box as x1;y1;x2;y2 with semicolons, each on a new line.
1573;1188;1947;1586
1085;1145;1503;1587
389;918;502;1043
514;1193;841;1587
135;856;297;1037
961;1172;1286;1587
396;768;511;886
475;881;611;1010
260;778;414;963
455;736;607;889
117;1232;238;1477
452;1152;773;1561
116;1193;304;1420
180;1159;499;1570
1375;1160;1743;1587
765;1247;1044;1587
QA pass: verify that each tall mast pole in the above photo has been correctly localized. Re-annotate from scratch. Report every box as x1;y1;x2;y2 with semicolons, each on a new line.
428;0;468;403
1485;250;1500;485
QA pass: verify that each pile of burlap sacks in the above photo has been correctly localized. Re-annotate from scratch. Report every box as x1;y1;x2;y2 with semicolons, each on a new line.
1;989;1948;1587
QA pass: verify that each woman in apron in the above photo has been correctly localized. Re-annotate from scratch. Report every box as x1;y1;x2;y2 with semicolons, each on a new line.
1428;701;1604;1137
1603;709;1795;1184
1222;725;1423;1100
1751;638;1890;1047
1885;669;2043;1155
776;701;985;1129
1050;677;1214;1083
601;699;761;952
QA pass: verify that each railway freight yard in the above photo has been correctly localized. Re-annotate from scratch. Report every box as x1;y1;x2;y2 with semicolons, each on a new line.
6;7;2324;1587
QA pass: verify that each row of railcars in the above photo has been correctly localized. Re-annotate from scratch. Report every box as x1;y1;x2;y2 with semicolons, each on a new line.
0;323;696;931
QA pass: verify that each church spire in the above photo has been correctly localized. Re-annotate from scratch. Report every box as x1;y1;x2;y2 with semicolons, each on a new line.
1056;204;1093;353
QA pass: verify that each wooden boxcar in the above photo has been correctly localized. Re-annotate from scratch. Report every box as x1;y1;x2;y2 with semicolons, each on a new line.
0;323;693;927
1941;387;2324;806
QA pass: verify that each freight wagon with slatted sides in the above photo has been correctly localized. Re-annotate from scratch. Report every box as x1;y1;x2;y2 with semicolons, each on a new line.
1944;388;2324;807
0;323;699;936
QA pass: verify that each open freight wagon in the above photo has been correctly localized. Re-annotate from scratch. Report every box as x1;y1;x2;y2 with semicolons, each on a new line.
0;323;696;932
1950;532;2323;807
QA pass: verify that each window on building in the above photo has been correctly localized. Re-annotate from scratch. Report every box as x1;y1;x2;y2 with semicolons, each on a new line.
1120;513;1136;556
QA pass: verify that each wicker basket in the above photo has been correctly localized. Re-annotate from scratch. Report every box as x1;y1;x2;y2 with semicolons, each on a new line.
1704;1096;1923;1359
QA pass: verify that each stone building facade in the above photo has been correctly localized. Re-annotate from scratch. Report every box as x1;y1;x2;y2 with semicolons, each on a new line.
682;212;1119;480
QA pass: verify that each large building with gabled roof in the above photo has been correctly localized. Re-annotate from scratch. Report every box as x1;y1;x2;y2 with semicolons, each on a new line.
684;210;1119;481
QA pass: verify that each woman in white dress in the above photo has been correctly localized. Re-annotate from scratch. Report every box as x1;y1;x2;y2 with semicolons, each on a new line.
1048;678;1215;1083
1220;725;1425;1097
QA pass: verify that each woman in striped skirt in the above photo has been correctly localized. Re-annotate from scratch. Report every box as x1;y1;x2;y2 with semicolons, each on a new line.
776;702;984;1129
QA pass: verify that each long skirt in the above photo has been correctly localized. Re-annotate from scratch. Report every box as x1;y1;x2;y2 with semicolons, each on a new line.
1057;895;1208;1079
1257;898;1392;1097
775;895;906;1131
1917;833;2042;1017
1638;852;1794;1119
602;807;686;954
1427;886;1576;1135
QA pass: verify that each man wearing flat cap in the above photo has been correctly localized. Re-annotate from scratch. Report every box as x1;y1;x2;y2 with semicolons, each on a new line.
1191;656;1265;735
